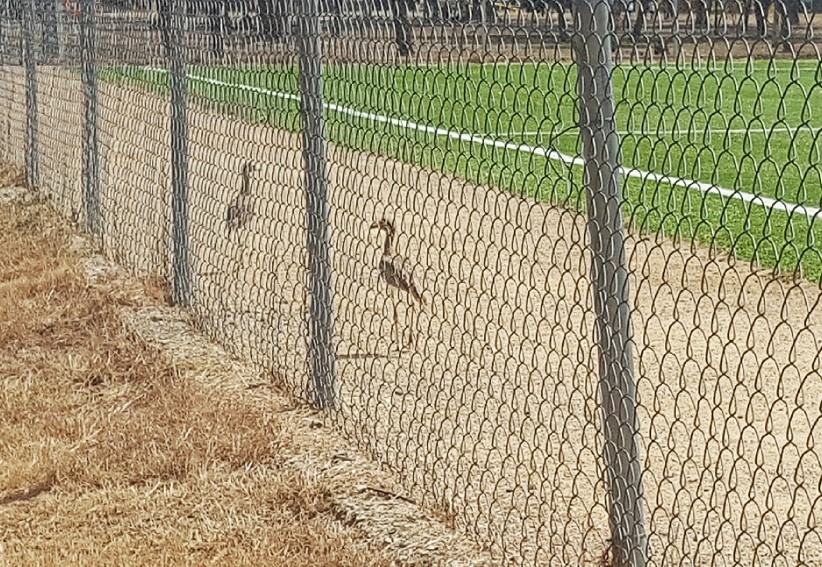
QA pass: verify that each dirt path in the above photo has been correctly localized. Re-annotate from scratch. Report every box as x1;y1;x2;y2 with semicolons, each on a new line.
1;65;820;566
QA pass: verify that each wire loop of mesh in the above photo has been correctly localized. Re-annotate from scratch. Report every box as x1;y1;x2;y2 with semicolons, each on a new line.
2;0;821;565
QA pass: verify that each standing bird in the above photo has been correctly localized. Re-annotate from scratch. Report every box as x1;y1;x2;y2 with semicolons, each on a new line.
371;218;425;351
226;161;256;238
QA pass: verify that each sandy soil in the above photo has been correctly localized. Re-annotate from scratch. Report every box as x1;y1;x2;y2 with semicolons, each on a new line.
1;64;820;566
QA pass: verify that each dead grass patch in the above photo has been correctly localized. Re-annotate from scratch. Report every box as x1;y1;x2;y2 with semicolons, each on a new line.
0;176;393;565
0;163;24;189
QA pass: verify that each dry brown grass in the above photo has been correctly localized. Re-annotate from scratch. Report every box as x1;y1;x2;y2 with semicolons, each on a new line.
0;165;24;190
0;164;394;566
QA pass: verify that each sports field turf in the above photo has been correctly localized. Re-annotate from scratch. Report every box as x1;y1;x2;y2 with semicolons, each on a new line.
102;59;822;281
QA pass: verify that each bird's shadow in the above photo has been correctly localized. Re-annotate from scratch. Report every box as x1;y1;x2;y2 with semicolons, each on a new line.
336;352;384;361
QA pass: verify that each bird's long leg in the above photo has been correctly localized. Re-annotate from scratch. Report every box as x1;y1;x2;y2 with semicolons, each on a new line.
230;244;241;313
384;284;395;354
408;300;416;350
392;289;400;353
236;229;246;271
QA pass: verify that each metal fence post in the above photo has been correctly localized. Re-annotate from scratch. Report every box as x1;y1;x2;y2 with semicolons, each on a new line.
391;0;412;56
80;0;100;235
298;0;337;409
55;1;64;63
40;0;57;60
170;0;190;307
573;2;648;566
22;0;38;188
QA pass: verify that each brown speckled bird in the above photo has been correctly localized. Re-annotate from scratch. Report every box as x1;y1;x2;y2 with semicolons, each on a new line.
226;161;255;238
371;218;424;351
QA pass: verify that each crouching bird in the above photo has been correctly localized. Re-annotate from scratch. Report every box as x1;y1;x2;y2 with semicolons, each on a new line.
226;161;256;238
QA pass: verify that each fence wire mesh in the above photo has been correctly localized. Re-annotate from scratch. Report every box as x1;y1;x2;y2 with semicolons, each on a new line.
2;0;822;565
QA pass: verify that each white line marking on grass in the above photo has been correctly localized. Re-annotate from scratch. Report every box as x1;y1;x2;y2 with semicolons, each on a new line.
148;68;304;103
148;68;822;222
647;60;821;71
508;126;822;137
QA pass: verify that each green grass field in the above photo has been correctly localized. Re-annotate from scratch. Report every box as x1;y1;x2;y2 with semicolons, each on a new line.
102;60;822;282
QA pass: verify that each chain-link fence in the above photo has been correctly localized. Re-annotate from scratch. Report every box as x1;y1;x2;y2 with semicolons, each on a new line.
2;0;821;565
